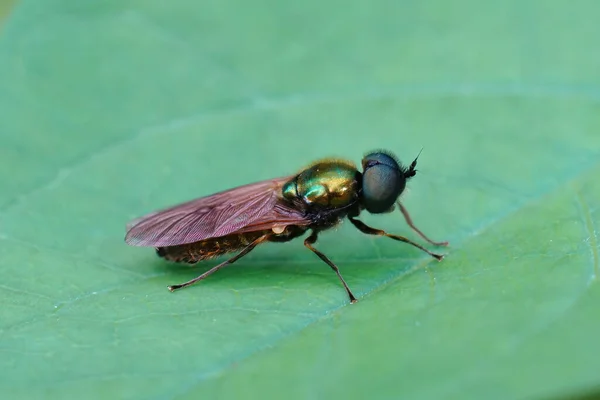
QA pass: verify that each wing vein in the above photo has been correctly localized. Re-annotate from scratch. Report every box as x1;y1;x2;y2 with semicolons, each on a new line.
125;176;311;246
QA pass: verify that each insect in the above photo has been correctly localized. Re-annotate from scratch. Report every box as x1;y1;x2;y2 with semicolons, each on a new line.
125;150;448;303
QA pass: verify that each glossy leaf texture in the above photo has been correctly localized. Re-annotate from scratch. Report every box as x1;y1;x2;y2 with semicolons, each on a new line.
0;1;599;399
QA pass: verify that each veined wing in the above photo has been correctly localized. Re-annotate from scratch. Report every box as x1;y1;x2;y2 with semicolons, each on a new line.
125;176;309;247
233;202;314;233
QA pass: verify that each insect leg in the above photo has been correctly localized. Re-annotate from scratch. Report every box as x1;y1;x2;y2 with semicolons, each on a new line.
168;234;270;292
304;230;357;303
349;217;444;261
397;201;449;246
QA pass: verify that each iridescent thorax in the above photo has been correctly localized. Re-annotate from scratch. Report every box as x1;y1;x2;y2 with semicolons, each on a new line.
281;160;360;208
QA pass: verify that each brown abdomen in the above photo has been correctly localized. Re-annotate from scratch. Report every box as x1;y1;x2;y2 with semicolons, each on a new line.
156;230;269;264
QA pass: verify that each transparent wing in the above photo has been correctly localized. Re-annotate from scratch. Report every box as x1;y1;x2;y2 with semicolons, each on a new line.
125;176;310;247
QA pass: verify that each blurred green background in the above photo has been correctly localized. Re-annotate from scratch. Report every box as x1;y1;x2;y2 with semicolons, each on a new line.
1;0;599;399
0;1;14;25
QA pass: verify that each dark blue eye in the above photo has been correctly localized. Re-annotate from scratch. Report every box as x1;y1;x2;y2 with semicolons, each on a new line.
361;152;406;213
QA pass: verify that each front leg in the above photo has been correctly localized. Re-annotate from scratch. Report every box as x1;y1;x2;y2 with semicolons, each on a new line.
349;218;444;260
397;202;449;247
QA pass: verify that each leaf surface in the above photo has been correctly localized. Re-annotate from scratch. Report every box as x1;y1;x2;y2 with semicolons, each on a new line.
0;1;599;399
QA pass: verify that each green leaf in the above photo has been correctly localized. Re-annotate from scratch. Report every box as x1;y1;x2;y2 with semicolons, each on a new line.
1;0;599;399
0;0;16;24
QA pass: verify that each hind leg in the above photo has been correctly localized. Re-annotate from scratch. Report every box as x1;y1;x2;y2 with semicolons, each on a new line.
167;234;270;291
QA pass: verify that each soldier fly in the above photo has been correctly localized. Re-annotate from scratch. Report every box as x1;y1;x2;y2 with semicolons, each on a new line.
125;150;448;303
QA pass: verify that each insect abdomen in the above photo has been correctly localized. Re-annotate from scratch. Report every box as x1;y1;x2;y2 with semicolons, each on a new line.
156;230;268;264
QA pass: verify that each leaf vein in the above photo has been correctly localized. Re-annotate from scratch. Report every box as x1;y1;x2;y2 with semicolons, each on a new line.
2;82;600;216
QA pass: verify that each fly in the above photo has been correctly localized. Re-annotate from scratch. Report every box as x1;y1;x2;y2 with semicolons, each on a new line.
125;150;448;303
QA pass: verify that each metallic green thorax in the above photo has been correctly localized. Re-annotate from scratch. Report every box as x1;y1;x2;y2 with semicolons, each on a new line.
282;160;360;209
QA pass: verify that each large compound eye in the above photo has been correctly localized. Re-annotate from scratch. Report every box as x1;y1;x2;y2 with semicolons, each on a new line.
361;152;405;213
